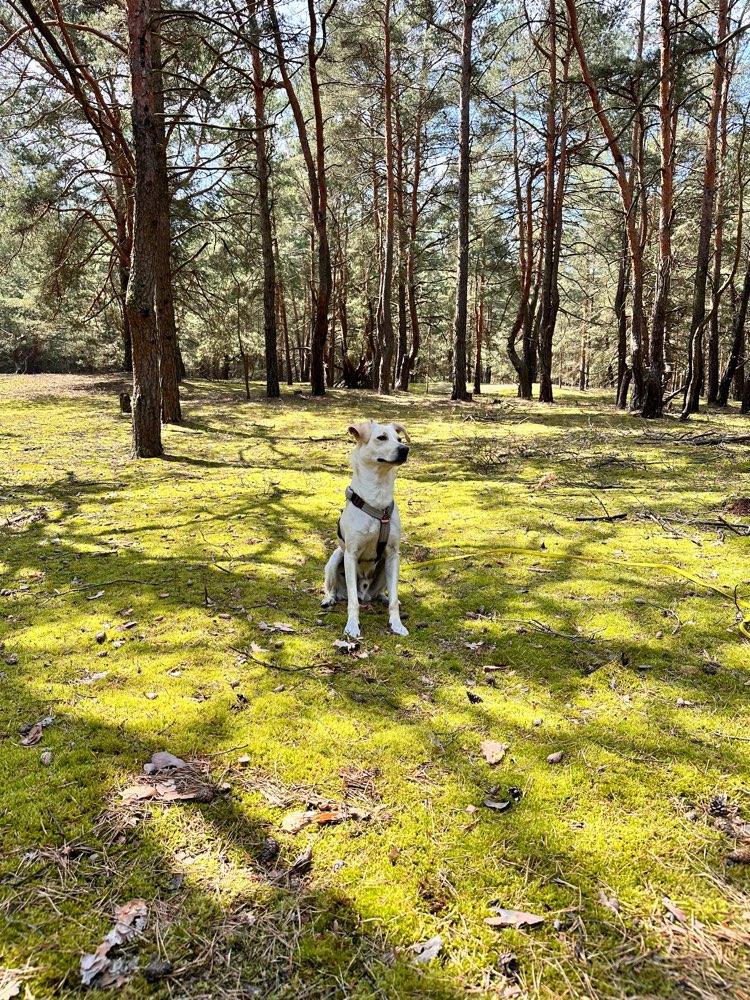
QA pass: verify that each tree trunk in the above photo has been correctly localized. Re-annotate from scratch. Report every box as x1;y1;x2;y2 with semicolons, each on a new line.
398;30;428;391
151;0;181;424
394;90;408;392
473;260;484;395
267;0;332;397
377;0;396;394
451;0;474;402
565;0;647;410
249;0;279;398
717;258;750;406
707;43;732;404
681;0;729;418
642;0;673;419
125;0;163;458
614;225;629;407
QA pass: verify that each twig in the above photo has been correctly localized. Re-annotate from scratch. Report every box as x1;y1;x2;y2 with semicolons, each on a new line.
574;513;628;522
714;732;750;742
39;579;169;602
229;645;328;673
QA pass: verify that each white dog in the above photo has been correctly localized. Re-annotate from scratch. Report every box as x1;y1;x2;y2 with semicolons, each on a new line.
322;419;411;638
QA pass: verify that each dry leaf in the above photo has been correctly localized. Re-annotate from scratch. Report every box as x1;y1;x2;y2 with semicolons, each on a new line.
20;723;43;747
662;896;687;924
80;899;148;988
728;845;750;863
258;621;296;634
485;907;544;929
144;751;187;773
480;740;510;765
388;845;400;863
598;890;620;913
281;810;318;834
547;751;564;764
483;798;512;812
412;935;443;964
0;980;21;1000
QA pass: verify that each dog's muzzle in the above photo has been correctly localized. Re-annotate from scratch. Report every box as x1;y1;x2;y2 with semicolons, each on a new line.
378;445;410;465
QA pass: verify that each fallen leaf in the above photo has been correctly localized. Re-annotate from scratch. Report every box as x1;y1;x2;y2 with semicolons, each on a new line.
485;907;544;929
483;797;512;812
466;804;479;814
121;784;159;804
144;751;188;773
87;591;105;601
676;697;695;708
78;671;109;685
258;621;296;634
118;621;138;631
547;751;564;764
466;690;483;704
281;810;318;834
598;890;620;913
412;935;443;964
662;896;687;924
480;739;510;765
20;723;43;747
0;980;21;1000
483;664;508;673
314;810;346;826
388;845;400;863
80;899;148;988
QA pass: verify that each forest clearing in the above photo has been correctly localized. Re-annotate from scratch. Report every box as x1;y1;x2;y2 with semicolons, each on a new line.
1;375;749;999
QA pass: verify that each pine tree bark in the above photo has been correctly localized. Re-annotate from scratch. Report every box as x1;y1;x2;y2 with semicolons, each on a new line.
125;0;163;458
151;0;181;424
377;0;396;394
681;0;729;418
267;0;333;396
451;0;474;402
641;0;673;418
565;0;647;410
249;0;279;398
717;258;750;406
707;47;732;404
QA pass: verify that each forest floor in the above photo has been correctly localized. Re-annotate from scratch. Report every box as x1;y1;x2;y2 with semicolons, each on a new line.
1;374;750;1000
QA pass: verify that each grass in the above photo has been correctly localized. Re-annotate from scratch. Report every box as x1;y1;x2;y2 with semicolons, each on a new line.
1;373;749;999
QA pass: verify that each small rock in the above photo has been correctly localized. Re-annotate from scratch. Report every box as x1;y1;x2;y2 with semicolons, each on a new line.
655;631;663;640
547;751;564;765
532;718;543;727
40;751;53;766
95;631;106;644
145;692;158;700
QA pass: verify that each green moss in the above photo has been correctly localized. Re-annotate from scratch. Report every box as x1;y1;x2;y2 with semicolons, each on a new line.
0;375;748;998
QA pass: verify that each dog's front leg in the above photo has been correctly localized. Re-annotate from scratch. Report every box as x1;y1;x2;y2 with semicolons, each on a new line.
385;551;408;636
343;550;362;638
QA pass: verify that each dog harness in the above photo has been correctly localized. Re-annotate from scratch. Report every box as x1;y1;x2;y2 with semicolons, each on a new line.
337;486;394;562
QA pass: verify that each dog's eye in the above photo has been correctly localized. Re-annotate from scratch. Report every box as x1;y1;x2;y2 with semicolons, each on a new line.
377;434;388;441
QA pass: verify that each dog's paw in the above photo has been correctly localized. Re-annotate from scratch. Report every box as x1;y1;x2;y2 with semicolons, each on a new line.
389;621;409;636
344;619;362;639
321;595;336;608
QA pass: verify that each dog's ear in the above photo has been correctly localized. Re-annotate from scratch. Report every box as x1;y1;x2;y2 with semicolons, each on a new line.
392;422;411;443
348;420;372;445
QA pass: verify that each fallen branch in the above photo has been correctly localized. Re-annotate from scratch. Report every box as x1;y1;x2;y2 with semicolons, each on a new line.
574;513;628;522
229;645;330;673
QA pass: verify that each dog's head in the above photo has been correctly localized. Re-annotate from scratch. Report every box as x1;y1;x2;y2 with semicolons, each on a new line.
348;420;410;468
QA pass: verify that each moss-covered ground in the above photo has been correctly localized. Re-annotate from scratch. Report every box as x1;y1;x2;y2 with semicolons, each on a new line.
1;374;749;999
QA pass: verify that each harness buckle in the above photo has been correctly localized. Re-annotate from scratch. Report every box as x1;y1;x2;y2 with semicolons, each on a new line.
381;511;391;523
